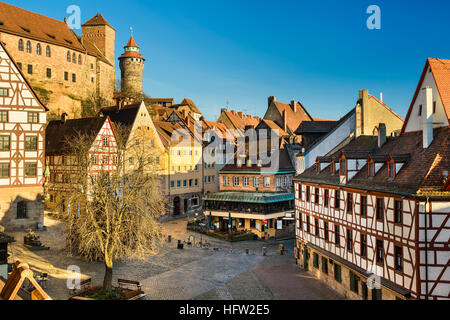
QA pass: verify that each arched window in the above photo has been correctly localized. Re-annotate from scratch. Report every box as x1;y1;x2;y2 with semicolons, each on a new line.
18;39;24;51
72;53;76;63
26;41;31;53
46;46;51;57
36;43;41;55
78;54;82;65
67;51;71;62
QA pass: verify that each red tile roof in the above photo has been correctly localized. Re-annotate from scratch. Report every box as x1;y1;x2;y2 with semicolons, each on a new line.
81;13;114;30
0;1;85;51
296;126;450;196
0;3;114;64
220;109;261;130
271;100;314;133
125;36;139;48
402;58;450;134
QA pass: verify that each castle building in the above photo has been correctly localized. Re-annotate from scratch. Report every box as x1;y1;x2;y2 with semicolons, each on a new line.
0;41;48;231
0;2;116;118
119;36;145;99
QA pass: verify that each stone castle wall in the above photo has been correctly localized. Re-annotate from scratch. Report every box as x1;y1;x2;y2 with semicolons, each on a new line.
0;32;115;118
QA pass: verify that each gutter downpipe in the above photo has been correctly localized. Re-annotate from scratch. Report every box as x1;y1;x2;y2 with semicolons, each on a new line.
424;196;430;300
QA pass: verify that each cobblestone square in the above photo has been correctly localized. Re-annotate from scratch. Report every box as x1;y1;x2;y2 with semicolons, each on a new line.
7;215;344;300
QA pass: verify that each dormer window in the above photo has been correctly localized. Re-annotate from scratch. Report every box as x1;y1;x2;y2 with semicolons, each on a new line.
388;160;396;178
368;161;375;177
339;159;347;176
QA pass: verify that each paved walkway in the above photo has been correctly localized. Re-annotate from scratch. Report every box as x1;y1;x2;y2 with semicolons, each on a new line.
6;215;344;300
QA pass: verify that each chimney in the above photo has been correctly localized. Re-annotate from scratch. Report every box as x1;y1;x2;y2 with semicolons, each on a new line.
283;110;288;132
238;112;243;119
291;100;297;113
268;96;276;107
221;108;228;114
64;17;67;24
61;113;68;124
378;123;386;148
423;87;434;149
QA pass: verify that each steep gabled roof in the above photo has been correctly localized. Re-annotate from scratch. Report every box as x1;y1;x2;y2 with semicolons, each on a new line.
45;117;108;154
0;41;48;111
402;58;450;134
100;103;142;142
0;2;85;52
220;109;261;130
269;100;314;132
180;98;201;114
81;13;114;30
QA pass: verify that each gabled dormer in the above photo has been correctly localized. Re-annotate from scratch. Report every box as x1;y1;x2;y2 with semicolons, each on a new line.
387;155;410;179
339;152;347;184
315;156;331;174
367;155;386;178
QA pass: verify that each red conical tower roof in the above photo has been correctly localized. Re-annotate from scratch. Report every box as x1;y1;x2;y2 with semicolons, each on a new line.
125;36;139;48
119;36;144;60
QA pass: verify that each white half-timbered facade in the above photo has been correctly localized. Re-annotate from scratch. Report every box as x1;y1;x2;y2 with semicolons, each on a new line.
0;41;47;231
294;62;450;300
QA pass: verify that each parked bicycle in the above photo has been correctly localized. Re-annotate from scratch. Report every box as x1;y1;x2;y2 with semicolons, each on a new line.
196;240;211;249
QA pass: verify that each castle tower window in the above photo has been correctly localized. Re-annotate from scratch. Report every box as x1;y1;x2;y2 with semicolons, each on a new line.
36;43;41;55
46;68;52;79
67;51;71;62
27;64;33;75
18;39;24;51
46;46;51;57
72;53;76;63
64;72;69;81
26;41;31;53
78;54;82;65
17;62;22;70
72;73;76;82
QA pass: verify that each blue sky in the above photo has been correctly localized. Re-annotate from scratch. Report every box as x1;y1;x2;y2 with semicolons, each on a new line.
10;0;450;121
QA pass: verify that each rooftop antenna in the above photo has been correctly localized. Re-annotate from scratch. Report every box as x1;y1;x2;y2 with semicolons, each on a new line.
226;99;230;108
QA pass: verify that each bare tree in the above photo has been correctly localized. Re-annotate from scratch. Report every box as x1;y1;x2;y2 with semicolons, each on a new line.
60;124;165;291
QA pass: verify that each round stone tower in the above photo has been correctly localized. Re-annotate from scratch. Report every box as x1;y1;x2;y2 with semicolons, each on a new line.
119;36;145;98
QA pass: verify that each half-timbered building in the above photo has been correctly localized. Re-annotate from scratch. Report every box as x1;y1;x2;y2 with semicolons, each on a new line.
294;58;450;300
44;115;118;213
0;41;47;231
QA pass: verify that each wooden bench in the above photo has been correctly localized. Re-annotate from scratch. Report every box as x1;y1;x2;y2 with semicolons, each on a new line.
117;279;141;291
71;278;91;295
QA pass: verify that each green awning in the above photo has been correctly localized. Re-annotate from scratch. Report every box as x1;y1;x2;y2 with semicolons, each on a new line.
203;192;294;204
